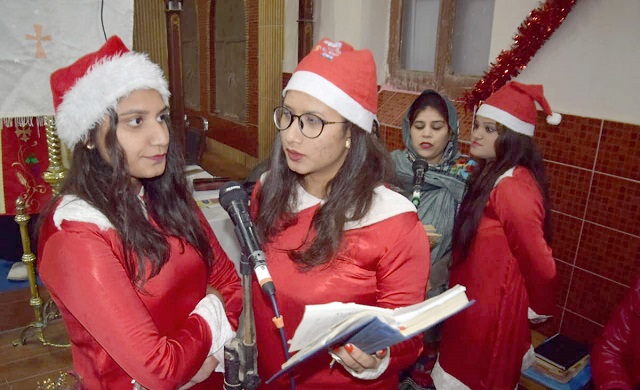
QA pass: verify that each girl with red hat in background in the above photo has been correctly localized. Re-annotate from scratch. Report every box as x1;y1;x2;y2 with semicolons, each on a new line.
432;81;559;389
250;38;430;389
38;36;242;389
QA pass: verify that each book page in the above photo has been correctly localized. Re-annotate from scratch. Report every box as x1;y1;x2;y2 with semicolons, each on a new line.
399;292;471;336
392;284;467;324
288;302;391;352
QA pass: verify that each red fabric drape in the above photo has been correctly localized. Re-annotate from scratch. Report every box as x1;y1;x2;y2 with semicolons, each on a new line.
1;118;52;215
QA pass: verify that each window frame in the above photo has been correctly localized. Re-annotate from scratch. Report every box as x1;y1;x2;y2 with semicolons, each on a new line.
387;0;482;98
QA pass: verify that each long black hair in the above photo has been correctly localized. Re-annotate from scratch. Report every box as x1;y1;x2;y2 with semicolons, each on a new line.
255;122;395;269
452;124;552;263
44;108;213;287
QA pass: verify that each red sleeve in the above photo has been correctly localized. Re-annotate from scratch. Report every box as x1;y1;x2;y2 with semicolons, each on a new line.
591;278;640;390
376;213;431;372
39;225;211;390
492;169;557;315
195;207;243;329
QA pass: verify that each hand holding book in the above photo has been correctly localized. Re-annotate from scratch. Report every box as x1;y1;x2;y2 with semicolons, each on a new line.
266;284;473;384
328;343;389;380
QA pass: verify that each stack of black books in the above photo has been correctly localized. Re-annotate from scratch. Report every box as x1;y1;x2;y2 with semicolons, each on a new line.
522;333;592;389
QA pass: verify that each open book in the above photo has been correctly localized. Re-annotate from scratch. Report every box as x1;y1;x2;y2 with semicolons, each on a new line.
266;284;473;384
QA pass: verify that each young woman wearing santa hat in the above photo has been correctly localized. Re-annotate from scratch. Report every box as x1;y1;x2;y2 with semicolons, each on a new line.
432;81;559;389
37;36;242;389
249;38;430;389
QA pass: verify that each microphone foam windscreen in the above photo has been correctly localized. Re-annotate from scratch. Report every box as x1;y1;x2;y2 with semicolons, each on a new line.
219;181;249;211
412;158;428;173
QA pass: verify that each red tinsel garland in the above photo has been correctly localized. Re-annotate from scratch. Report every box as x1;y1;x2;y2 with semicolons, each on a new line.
461;0;577;112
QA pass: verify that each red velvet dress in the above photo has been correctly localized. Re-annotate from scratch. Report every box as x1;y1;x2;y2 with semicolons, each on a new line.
251;182;430;390
591;275;640;390
433;167;557;390
38;195;242;389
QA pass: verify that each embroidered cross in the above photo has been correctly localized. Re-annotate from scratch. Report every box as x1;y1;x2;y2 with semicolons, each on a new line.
26;24;52;59
15;125;32;142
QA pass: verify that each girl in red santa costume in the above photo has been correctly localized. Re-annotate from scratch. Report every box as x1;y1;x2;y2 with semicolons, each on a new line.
249;38;431;389
432;81;559;389
38;36;242;389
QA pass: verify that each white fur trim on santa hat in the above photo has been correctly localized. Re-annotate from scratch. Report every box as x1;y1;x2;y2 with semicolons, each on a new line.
283;70;377;132
55;52;170;148
476;103;534;137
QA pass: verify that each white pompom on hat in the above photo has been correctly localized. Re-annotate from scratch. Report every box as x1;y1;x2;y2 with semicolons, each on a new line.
282;38;378;132
476;81;561;137
50;36;170;148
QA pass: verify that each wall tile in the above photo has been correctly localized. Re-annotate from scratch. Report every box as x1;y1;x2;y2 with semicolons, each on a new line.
560;311;604;345
458;141;470;156
377;90;396;112
575;222;640;286
550;212;582;264
596;120;640;181
378;124;391;149
535;313;561;338
555;260;573;307
565;268;628;325
381;125;403;151
536;114;600;169
545;162;592;218
379;92;417;128
455;103;472;143
377;91;398;125
586;173;640;236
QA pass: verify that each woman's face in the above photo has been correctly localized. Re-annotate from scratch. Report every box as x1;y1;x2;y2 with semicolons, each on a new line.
410;106;451;165
470;115;499;160
96;89;170;185
280;90;351;197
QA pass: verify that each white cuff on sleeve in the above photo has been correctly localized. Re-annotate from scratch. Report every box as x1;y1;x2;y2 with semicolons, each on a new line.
191;294;236;372
528;307;552;324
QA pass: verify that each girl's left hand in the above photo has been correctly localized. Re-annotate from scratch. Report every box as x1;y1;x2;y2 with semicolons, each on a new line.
330;343;387;373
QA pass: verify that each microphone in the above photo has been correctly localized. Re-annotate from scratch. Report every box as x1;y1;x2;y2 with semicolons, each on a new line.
219;181;275;297
411;159;428;207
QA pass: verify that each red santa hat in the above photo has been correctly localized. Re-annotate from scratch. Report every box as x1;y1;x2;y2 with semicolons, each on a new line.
283;38;378;132
50;36;170;148
476;81;561;137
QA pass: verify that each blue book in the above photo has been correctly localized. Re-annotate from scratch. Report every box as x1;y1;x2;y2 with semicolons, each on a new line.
266;284;473;384
522;362;591;390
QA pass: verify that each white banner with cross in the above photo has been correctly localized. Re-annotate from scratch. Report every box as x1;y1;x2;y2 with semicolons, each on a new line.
0;0;134;120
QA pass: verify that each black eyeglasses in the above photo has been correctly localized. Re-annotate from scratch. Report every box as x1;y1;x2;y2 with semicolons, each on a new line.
273;106;348;139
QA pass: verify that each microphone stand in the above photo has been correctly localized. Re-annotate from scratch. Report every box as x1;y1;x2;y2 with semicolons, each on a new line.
223;253;261;390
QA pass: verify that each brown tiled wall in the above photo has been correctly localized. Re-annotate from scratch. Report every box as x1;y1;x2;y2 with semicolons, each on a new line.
377;90;640;345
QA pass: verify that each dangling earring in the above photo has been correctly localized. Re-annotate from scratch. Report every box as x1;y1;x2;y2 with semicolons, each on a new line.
345;139;351;149
86;142;95;150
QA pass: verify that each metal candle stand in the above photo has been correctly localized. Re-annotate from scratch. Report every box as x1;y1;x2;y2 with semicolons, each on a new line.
12;116;69;348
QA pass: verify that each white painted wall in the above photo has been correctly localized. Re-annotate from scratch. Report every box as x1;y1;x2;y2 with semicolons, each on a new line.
283;0;299;73
284;0;640;124
492;0;640;124
284;0;389;83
